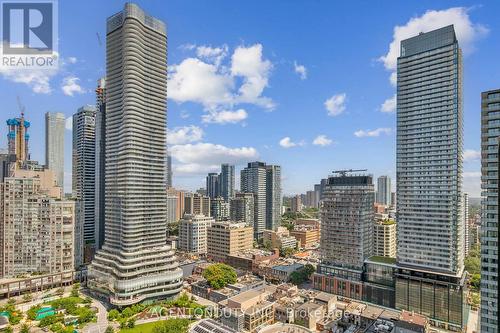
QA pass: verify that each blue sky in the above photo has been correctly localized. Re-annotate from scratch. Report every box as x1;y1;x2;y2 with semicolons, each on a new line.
1;1;499;197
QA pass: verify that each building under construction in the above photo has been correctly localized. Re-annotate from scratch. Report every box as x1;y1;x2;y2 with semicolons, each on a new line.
6;113;30;162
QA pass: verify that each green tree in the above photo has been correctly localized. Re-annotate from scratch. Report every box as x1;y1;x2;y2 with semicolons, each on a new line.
4;326;13;333
202;263;237;290
20;324;30;333
107;309;120;321
127;318;136;328
70;283;80;297
105;326;114;333
22;293;33;302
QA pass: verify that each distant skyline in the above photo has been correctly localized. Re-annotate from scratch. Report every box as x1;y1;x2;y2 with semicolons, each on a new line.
1;1;499;197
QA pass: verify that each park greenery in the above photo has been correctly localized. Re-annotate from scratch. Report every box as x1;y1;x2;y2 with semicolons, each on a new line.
0;300;23;325
290;264;316;285
465;244;481;291
119;318;191;333
202;263;237;289
27;296;96;330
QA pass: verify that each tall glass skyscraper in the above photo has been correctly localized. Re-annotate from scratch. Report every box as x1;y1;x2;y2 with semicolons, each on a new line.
45;112;65;188
72;105;96;266
480;88;500;332
395;25;465;331
219;163;235;201
396;25;464;275
88;3;182;306
376;175;391;206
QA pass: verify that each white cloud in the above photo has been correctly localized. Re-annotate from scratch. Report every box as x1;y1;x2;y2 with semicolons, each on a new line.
279;137;297;148
354;128;392;138
169;43;274;123
202;109;248;124
324;93;346;116
294;61;307;80
67;57;78;64
313;135;333;146
180;110;190;119
168;58;234;108
389;72;397;87
464;149;480;162
173;163;219;175
171;143;258;174
65;116;73;131
231;44;274;109
0;68;56;94
167;126;204;145
379;7;488;87
61;76;85;96
196;45;228;67
381;94;397;113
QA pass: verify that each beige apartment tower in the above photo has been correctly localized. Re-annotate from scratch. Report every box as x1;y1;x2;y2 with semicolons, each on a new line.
0;177;75;278
207;222;253;262
373;219;396;258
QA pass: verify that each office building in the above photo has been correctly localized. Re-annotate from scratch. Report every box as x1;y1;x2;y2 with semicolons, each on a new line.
211;197;230;221
179;214;213;255
184;192;211;217
88;3;182;306
45;112;65;188
207;221;253;262
480;88;500;332
230;192;255;226
219;164;235;201
94;77;106;251
373;219;397;258
290;225;319;249
0;177;74;278
376;176;391;206
395;26;465;330
266;164;281;231
206;173;219;199
167;194;178;224
72;105;97;266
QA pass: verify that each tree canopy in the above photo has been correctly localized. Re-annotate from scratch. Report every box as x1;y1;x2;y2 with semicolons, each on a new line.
202;263;237;289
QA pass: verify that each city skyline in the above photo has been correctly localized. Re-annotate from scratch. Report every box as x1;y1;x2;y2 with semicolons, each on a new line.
1;1;498;197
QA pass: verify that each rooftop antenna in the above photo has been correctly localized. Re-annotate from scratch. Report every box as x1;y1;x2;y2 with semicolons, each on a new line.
331;169;367;177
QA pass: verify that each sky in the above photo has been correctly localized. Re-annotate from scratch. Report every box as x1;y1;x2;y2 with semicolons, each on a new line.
1;1;499;197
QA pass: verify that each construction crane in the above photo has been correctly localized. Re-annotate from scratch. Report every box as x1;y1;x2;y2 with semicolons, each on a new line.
331;169;367;177
16;96;25;117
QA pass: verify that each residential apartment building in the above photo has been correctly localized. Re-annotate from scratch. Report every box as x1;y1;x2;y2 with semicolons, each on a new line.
211;197;230;221
230;192;255;226
0;177;74;278
290;225;319;249
184;192;211;217
373;219;397;258
87;3;183;306
219;164;235;201
72;105;96;265
94;77;106;251
480;88;500;332
395;25;465;330
179;214;213;255
376;175;391;206
207;222;253;262
263;227;298;250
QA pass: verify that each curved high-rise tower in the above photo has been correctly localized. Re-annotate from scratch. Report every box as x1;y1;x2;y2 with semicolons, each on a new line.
88;3;182;306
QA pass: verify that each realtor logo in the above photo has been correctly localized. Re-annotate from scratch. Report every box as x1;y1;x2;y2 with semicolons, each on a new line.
1;0;58;68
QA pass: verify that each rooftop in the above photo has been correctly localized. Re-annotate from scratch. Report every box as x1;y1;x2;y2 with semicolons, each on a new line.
366;256;397;265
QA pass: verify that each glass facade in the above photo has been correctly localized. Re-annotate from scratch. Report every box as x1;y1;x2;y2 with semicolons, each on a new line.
480;89;500;332
397;25;464;275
